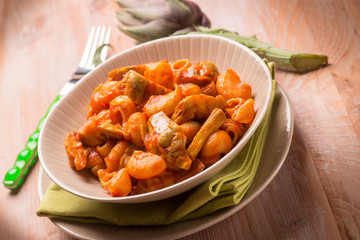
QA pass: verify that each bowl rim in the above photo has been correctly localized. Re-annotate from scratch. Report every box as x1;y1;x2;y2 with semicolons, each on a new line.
38;34;273;203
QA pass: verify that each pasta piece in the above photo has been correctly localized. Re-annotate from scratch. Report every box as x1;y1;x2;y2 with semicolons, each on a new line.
198;155;221;168
199;130;232;167
178;83;202;96
104;140;130;172
201;81;217;96
131;170;174;195
65;132;89;170
216;69;252;100
88;80;123;114
171;59;192;84
225;98;255;124
123;112;148;147
98;168;132;197
109;95;137;124
143;80;172;102
187;108;227;160
220;118;245;146
86;150;104;169
225;98;245;116
144;60;174;89
86;150;106;176
143;85;183;117
237;82;252;100
180;121;202;146
173;159;205;183
96;140;117;158
171;94;226;125
90;164;107;177
126;151;167;179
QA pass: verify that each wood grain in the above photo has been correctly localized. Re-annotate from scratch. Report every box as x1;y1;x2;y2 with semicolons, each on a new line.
1;0;359;239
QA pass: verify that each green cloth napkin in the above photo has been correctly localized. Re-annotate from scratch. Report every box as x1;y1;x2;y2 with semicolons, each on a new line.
37;80;277;226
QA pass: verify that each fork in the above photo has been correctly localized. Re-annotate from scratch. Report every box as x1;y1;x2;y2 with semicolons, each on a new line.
3;26;111;190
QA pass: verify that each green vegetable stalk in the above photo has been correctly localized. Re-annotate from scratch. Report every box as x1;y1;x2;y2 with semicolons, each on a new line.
115;0;328;73
178;27;328;73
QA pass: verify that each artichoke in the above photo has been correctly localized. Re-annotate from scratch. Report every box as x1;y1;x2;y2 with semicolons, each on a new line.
116;0;328;73
116;0;210;42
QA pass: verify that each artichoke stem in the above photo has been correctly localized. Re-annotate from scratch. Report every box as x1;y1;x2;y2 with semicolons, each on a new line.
184;27;328;73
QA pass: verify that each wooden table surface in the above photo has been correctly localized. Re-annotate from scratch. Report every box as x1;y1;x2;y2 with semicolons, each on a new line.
1;0;359;239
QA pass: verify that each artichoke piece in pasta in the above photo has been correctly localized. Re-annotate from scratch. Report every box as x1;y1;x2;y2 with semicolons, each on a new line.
123;70;149;104
108;64;146;81
119;144;138;169
122;70;171;105
187;108;227;160
171;94;226;125
173;61;219;85
77;110;112;147
64;132;89;170
146;111;192;171
97;122;125;140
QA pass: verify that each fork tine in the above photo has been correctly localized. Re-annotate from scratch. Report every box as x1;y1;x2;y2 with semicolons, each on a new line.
100;27;111;62
78;26;96;68
78;26;111;70
84;26;104;68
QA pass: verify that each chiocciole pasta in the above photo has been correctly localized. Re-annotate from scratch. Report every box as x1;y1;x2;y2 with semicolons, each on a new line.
64;59;255;197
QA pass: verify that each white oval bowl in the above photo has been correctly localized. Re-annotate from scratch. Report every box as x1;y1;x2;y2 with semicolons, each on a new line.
38;34;272;203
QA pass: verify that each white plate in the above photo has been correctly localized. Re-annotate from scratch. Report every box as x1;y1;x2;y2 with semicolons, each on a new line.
38;84;293;240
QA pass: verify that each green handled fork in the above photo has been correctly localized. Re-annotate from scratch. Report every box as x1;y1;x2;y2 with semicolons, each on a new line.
3;26;111;190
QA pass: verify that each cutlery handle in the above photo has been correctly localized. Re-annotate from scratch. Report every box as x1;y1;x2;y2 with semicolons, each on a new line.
3;95;63;190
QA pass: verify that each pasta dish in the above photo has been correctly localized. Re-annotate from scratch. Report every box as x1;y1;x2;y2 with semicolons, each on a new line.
64;59;255;197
